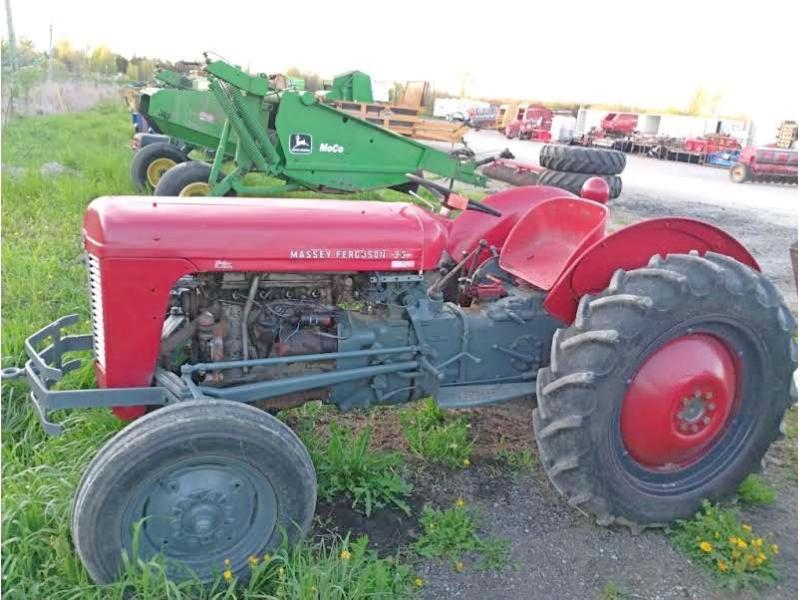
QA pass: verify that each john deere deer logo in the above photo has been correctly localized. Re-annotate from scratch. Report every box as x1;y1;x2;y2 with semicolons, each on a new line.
289;133;312;154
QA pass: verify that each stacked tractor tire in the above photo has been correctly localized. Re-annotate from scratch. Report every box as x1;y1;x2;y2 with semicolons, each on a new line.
537;145;626;199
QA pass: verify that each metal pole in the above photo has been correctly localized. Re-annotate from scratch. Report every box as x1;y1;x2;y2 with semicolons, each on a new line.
4;0;16;74
47;23;53;84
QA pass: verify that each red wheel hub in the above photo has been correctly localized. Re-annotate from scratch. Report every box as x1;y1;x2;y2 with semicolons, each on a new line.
620;334;738;469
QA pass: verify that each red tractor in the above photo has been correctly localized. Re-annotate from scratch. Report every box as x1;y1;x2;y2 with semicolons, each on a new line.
505;105;553;141
4;178;795;584
730;145;798;184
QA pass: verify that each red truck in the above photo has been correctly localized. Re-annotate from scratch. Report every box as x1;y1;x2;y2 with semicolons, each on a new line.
505;105;553;141
730;146;798;184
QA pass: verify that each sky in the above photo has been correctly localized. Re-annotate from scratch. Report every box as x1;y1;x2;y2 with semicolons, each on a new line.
3;0;798;122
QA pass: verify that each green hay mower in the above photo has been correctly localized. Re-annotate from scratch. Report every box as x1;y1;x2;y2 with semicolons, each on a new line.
132;56;503;197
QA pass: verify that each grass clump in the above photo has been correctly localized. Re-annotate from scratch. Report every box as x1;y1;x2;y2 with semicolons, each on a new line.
600;582;629;600
307;424;412;516
495;446;536;472
413;499;509;571
737;474;776;507
113;533;414;599
669;500;779;591
400;398;473;468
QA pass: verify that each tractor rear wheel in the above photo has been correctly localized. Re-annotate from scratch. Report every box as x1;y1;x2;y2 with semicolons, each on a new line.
154;161;231;197
533;252;796;529
539;144;626;175
71;399;316;583
130;142;188;192
537;169;623;199
730;163;750;183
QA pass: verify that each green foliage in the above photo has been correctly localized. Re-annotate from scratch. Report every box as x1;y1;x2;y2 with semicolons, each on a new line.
306;424;412;516
400;398;473;468
413;501;509;570
600;582;628;600
495;446;536;472
669;500;779;591
95;533;414;599
737;474;776;507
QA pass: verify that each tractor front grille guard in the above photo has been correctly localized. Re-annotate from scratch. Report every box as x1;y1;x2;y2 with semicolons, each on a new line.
1;315;427;436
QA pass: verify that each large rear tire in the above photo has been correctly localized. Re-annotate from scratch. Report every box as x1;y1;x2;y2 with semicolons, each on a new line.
539;144;626;175
533;252;796;529
537;169;623;199
130;142;188;192
71;400;316;583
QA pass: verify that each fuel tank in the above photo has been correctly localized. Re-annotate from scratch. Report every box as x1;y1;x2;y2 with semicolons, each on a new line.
83;196;449;273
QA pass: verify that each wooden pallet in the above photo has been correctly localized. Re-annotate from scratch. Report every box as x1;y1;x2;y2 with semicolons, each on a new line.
331;100;468;143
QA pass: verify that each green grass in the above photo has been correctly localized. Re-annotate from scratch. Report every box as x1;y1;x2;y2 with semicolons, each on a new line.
669;500;779;591
737;474;776;507
413;500;509;571
400;399;473;468
0;105;422;597
494;446;536;472
599;582;628;600
304;424;413;516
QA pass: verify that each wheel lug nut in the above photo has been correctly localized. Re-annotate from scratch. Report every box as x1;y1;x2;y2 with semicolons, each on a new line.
707;403;716;411
690;424;699;433
680;423;689;432
703;416;711;425
705;391;713;399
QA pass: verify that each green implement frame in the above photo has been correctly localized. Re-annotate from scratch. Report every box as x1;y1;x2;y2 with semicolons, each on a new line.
141;59;487;196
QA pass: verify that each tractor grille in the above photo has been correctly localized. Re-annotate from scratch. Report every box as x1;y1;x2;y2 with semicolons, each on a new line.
86;254;106;367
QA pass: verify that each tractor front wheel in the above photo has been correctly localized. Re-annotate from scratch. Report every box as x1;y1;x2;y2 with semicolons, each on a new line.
130;142;188;192
533;252;796;529
71;400;316;584
154;161;231;197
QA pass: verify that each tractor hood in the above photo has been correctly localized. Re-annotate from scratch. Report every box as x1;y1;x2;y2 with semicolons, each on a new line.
83;196;449;273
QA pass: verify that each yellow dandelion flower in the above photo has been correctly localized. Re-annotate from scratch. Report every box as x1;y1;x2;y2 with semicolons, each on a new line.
699;541;713;553
770;544;780;555
224;558;231;568
454;560;465;573
249;555;260;568
728;536;738;545
753;538;763;548
713;531;720;538
462;458;471;467
278;566;285;577
717;560;729;572
263;552;271;562
736;538;748;549
223;569;234;582
742;524;752;532
415;577;425;588
455;498;466;508
340;549;352;561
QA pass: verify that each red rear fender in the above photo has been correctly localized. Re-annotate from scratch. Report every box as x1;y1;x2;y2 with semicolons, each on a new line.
543;218;760;323
499;197;608;290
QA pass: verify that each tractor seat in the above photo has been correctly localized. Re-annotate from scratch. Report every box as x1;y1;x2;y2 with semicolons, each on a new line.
499;197;608;290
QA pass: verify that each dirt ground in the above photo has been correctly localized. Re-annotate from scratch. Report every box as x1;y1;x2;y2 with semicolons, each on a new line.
319;131;798;599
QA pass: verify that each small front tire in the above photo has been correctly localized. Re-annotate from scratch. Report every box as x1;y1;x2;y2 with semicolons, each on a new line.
71;400;316;584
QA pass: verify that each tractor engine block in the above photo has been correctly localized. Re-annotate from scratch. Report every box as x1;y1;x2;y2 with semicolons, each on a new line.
158;271;560;411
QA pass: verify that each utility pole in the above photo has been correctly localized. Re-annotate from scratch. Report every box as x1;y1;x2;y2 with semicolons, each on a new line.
4;0;17;74
3;0;17;125
47;23;53;83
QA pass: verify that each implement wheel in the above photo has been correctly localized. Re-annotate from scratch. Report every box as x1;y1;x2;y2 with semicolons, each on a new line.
730;163;750;183
533;252;796;529
154;161;231;197
130;143;188;191
71;400;316;583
